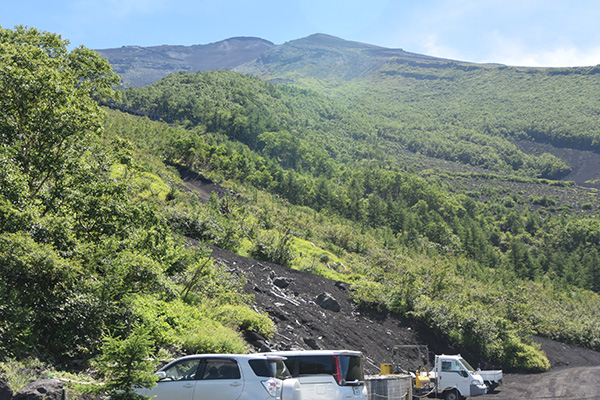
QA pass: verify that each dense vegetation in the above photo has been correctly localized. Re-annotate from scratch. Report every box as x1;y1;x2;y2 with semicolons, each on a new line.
338;62;600;178
2;26;600;396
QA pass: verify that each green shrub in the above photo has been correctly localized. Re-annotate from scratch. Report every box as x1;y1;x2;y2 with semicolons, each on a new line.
500;334;550;372
95;325;157;400
128;295;249;354
249;230;295;267
210;304;275;338
181;322;247;354
0;358;49;393
350;280;388;311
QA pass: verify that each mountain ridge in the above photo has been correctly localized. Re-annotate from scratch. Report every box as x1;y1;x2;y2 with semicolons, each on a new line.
97;33;473;87
97;36;274;87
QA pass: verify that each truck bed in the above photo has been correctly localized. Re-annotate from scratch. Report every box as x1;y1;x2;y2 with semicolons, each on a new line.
478;370;502;381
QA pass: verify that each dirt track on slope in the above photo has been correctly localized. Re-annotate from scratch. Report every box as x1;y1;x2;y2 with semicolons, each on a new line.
488;366;600;399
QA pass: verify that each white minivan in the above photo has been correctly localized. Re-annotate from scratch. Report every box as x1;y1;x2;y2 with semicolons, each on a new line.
264;350;368;400
135;353;299;400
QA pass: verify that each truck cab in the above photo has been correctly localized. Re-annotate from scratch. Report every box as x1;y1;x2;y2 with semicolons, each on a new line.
433;355;487;400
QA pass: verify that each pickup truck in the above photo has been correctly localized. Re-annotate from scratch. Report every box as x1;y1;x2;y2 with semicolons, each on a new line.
417;354;499;400
391;346;502;400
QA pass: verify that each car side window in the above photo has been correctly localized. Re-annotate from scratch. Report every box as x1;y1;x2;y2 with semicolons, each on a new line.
200;359;241;380
441;360;462;372
163;359;201;381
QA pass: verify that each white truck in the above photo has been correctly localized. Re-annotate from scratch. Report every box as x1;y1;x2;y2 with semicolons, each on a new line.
391;346;502;400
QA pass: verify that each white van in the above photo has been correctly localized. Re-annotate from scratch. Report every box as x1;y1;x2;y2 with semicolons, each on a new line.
135;353;298;400
264;350;368;400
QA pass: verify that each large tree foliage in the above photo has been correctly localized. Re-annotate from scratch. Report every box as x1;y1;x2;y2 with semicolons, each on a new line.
0;25;120;212
0;27;269;369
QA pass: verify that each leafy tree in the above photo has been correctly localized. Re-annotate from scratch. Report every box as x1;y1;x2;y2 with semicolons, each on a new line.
508;238;538;280
0;232;77;356
0;25;119;213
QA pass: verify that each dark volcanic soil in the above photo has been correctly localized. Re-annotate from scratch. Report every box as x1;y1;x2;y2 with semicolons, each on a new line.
210;246;600;398
210;246;434;373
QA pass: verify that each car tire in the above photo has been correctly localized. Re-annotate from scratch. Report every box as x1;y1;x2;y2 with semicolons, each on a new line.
443;389;460;400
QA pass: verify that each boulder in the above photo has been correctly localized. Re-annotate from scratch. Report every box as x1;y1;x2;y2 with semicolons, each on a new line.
316;292;341;312
0;379;13;400
303;337;320;350
273;277;291;288
13;379;66;400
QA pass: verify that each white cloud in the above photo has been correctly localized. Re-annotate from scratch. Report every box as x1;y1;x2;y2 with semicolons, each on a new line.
485;33;600;67
395;0;600;67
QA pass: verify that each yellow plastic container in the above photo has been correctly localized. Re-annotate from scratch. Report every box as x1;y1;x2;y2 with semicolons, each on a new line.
380;363;393;375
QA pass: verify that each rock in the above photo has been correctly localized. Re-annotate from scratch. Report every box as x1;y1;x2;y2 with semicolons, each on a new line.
13;379;66;400
273;277;291;288
253;284;264;293
0;379;13;400
316;292;341;312
303;337;320;350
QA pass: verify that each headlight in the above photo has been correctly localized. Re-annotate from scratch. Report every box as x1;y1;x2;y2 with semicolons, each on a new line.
471;379;483;386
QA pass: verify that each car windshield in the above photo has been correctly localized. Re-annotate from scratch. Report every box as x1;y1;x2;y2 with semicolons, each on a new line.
459;358;475;372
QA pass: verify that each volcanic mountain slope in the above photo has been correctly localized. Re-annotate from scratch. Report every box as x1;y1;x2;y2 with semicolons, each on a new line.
210;244;600;374
234;33;448;83
96;36;274;87
209;245;480;375
96;33;458;87
209;241;600;399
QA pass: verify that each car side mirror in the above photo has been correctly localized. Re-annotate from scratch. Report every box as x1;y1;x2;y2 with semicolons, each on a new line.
461;370;468;378
155;371;167;381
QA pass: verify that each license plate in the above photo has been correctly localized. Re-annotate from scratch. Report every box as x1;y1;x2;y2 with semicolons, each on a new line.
353;386;361;396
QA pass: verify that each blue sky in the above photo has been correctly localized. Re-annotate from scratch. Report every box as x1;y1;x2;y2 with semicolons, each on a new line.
2;0;600;67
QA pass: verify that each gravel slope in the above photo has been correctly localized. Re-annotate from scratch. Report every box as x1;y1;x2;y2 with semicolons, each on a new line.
209;246;600;398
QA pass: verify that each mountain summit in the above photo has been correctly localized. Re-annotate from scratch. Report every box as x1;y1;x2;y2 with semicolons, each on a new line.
235;33;446;83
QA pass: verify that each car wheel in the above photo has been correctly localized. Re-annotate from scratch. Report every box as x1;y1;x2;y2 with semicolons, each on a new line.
443;389;460;400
